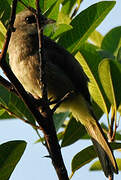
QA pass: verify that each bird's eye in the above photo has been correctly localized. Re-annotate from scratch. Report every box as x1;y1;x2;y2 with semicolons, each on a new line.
25;15;36;24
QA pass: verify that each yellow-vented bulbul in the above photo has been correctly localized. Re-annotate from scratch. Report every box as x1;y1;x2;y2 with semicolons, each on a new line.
8;9;118;178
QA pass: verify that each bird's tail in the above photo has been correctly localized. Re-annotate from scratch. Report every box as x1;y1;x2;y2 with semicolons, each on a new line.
69;95;118;178
86;121;118;177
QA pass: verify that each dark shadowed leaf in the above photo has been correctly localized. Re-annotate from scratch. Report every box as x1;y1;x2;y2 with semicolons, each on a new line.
61;116;88;147
117;47;121;63
71;142;121;174
8;93;35;124
0;0;11;27
53;112;70;132
101;26;121;56
0;85;10;106
0;140;27;180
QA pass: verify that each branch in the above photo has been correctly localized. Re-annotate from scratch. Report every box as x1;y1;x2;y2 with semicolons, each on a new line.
35;1;69;179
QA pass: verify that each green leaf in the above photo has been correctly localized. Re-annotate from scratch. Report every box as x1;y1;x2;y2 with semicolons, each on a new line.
117;159;121;171
61;116;88;147
0;140;27;180
40;0;57;13
90;158;121;171
89;160;103;171
75;43;110;115
44;23;72;40
115;132;121;141
53;112;70;132
72;145;96;174
0;0;11;27
0;85;10;106
101;26;121;56
98;59;121;109
117;47;121;63
8;93;35;124
57;11;71;25
61;0;76;15
0;21;6;49
0;108;5;116
97;49;114;60
44;23;56;38
51;24;73;40
44;0;57;13
59;1;116;54
7;0;36;13
0;111;14;120
89;30;103;47
71;142;121;174
0;32;5;49
45;0;62;20
91;100;103;120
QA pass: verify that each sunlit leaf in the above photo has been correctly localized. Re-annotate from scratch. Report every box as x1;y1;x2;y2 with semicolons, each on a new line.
90;158;121;171
61;0;76;15
89;30;103;47
59;1;116;54
45;0;62;20
75;43;110;115
98;59;121;109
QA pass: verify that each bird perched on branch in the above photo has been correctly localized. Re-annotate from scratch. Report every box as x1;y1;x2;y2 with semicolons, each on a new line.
8;9;118;178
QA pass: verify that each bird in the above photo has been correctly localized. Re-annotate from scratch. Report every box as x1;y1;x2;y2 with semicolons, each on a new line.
8;9;118;178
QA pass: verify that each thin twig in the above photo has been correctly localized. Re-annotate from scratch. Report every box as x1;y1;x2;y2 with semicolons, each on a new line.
0;104;41;130
35;0;48;102
52;91;75;113
0;75;19;95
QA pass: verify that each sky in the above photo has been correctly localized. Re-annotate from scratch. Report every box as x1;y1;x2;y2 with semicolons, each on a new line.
0;0;121;180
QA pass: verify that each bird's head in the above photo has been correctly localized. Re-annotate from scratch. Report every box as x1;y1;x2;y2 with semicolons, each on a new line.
14;9;55;29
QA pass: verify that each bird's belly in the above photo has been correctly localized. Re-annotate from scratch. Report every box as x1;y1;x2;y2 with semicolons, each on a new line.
9;56;42;99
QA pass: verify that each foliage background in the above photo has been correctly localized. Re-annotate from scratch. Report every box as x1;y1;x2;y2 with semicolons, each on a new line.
0;0;121;180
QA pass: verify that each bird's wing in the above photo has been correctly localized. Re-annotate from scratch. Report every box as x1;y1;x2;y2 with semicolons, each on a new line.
44;36;90;103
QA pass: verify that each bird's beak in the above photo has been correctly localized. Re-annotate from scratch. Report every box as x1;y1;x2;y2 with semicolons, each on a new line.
40;14;56;26
44;18;56;25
